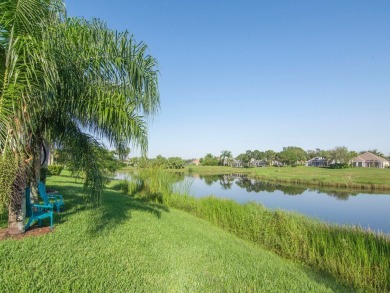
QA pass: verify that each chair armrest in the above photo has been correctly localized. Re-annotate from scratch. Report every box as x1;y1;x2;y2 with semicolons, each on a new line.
48;194;63;200
32;204;53;210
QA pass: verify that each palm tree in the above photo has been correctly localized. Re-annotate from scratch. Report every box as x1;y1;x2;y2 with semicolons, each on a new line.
115;140;131;162
220;150;232;166
0;0;63;234
0;0;159;234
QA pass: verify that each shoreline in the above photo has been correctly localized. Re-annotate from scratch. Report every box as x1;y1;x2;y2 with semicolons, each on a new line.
164;165;390;191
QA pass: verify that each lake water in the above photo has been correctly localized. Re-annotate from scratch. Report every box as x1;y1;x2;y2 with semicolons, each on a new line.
173;174;390;235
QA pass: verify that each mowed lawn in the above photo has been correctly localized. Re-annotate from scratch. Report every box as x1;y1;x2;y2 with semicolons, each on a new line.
250;166;390;186
0;175;352;292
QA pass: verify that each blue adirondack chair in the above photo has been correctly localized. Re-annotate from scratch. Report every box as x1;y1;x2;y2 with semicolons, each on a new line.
25;187;54;231
38;182;64;213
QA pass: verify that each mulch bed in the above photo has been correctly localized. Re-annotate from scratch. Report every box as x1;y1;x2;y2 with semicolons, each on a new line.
0;226;53;241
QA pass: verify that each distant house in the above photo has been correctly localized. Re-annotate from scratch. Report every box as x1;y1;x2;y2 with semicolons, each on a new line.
249;158;267;167
231;159;243;168
351;152;389;168
191;159;200;166
306;157;328;167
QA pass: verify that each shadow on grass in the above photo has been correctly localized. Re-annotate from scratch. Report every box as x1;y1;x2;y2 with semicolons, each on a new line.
86;187;170;236
301;267;356;293
46;178;170;236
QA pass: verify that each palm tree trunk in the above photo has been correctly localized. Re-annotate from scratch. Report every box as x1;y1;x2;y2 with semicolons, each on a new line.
30;137;43;202
7;155;30;235
8;182;26;235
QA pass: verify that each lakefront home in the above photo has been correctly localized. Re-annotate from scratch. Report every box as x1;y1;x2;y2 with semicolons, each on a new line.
306;157;328;167
191;159;200;166
351;152;389;168
249;158;268;167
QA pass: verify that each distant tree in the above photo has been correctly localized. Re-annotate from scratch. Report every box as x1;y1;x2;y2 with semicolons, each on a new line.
306;150;317;160
167;157;185;169
277;147;306;166
277;151;297;166
349;151;358;160
127;157;139;167
360;149;385;158
128;157;149;168
220;150;232;166
252;150;266;161
318;149;331;161
236;150;253;167
330;146;352;164
115;140;131;162
201;154;219;166
150;155;169;168
264;150;277;166
306;148;323;160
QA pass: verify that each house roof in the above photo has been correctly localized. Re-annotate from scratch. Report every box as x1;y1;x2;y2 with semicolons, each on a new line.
352;152;389;163
307;157;326;162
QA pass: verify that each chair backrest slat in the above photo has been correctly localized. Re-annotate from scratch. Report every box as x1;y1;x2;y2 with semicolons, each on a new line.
38;182;50;205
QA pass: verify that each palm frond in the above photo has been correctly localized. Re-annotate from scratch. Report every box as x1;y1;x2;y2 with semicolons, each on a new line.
47;118;105;204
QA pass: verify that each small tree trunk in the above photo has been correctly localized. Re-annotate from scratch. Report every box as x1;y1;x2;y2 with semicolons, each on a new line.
44;141;52;166
8;185;26;235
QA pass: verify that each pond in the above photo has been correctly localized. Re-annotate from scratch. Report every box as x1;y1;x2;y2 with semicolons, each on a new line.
116;171;390;235
174;174;390;235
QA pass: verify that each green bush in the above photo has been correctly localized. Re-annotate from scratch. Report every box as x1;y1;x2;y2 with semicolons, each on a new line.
329;163;350;169
48;165;64;175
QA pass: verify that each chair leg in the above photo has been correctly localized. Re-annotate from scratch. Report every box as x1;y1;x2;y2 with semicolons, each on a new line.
50;212;53;229
25;217;34;231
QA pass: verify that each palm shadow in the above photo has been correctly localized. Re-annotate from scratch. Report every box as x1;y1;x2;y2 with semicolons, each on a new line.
42;178;170;236
86;187;170;236
300;266;356;293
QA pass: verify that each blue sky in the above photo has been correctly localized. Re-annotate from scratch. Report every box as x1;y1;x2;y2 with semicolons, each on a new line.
66;0;390;159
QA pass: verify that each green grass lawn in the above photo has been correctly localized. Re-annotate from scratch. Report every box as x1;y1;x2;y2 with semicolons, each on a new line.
178;165;390;190
0;174;352;292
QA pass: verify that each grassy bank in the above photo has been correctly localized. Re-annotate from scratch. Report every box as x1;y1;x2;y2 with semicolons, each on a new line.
0;174;349;292
164;193;390;292
176;165;390;190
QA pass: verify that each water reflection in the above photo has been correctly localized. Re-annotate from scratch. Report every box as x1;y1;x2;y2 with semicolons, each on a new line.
116;171;390;234
181;173;390;234
235;178;306;196
189;174;361;200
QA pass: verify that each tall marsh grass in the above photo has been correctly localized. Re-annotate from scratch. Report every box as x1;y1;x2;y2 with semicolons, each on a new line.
122;167;181;203
164;193;389;292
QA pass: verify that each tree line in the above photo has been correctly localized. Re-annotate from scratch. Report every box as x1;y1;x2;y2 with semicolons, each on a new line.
127;155;186;169
201;147;389;167
122;147;388;170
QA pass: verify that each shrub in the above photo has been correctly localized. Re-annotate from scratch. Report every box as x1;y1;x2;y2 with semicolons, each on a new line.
48;165;64;176
329;163;349;169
